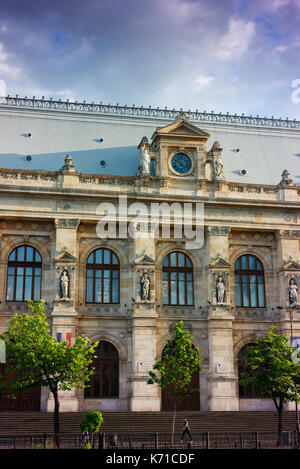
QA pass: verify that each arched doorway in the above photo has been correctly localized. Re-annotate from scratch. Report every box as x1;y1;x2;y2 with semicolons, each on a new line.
84;341;119;399
0;364;41;411
161;344;200;411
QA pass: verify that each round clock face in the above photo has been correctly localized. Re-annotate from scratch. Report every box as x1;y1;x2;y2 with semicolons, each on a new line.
171;153;192;175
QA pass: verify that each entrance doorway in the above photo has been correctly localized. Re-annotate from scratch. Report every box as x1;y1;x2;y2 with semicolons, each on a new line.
0;364;41;411
161;370;200;410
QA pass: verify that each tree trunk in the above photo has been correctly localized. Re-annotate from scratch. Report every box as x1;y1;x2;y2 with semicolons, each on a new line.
52;388;60;448
171;401;176;447
276;399;283;447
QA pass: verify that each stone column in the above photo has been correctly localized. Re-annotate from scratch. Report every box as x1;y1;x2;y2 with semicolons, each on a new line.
46;218;80;412
205;226;239;411
129;228;160;411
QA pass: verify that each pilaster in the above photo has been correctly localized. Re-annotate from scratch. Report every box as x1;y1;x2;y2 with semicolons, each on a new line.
48;218;80;412
205;226;239;410
276;230;300;336
129;234;160;411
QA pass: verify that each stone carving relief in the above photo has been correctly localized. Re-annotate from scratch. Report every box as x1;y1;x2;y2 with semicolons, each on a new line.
55;219;80;229
207;226;231;237
277;230;300;240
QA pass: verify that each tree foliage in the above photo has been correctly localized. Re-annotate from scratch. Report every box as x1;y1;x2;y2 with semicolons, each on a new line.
240;326;300;446
80;411;104;433
0;300;98;444
147;321;202;444
240;326;300;405
147;321;202;400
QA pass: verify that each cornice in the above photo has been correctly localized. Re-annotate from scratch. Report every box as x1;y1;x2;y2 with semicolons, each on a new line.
1;95;300;131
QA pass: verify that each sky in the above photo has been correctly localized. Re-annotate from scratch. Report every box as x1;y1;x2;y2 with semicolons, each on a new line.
0;0;300;119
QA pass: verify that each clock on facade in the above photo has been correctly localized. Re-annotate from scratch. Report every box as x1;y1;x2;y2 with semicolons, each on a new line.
170;153;192;175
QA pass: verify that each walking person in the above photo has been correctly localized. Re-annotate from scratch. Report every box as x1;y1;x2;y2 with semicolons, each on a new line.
181;418;193;443
78;430;89;447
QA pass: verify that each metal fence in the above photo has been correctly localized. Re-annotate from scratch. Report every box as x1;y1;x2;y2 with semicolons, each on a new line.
0;431;299;449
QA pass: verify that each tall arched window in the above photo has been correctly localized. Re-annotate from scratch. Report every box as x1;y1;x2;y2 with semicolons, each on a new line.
84;341;119;398
162;252;193;306
6;245;42;302
234;255;265;308
238;343;260;398
86;248;119;304
161;343;200;410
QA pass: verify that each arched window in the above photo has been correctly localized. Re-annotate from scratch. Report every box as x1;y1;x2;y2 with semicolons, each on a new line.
86;248;119;304
85;341;119;398
6;245;42;302
238;343;259;398
162;252;193;306
161;343;200;410
234;255;265;308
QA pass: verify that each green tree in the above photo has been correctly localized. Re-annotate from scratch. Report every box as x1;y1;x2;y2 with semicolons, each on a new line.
147;321;202;446
0;300;98;447
80;411;104;447
240;326;300;447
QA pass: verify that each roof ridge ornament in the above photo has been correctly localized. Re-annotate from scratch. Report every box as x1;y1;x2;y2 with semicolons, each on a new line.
278;169;295;187
60;153;77;173
175;111;189;122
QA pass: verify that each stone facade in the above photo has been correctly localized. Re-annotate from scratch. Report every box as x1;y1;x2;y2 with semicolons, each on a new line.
0;101;299;413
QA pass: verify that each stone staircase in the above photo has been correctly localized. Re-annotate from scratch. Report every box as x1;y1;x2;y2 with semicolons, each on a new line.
0;411;297;435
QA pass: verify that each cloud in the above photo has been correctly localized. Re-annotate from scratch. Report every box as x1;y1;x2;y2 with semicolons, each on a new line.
192;74;216;91
264;0;290;12
216;18;256;60
0;78;6;96
0;42;21;77
274;45;287;53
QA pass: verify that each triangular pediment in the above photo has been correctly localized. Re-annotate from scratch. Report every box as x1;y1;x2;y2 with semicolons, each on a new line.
280;260;300;271
151;119;210;141
53;251;78;263
133;254;156;265
207;257;231;269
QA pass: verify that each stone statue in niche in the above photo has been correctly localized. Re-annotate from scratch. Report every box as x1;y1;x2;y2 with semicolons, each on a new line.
140;144;150;175
214;157;223;178
216;275;226;304
140;271;150;301
289;277;298;306
60;270;70;301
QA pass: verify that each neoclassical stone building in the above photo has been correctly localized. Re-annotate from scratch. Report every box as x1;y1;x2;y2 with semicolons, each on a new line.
0;96;299;413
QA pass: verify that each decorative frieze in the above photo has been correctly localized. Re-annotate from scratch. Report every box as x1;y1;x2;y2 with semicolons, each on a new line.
79;176;135;186
0;169;58;182
207;226;231;236
235;309;281;321
277;230;300;240
228;183;278;195
55;219;80;229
